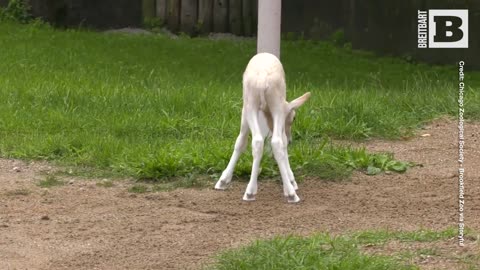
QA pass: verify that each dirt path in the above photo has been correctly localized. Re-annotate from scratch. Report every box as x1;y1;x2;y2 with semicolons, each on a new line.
1;119;479;269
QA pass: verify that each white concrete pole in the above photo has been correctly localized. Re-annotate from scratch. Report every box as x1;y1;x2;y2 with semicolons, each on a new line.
257;0;282;58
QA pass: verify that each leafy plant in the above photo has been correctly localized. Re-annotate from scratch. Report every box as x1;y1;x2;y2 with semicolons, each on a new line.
143;17;164;30
330;29;347;46
0;0;31;23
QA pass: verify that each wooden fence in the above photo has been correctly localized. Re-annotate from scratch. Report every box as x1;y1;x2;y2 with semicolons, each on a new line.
143;0;258;36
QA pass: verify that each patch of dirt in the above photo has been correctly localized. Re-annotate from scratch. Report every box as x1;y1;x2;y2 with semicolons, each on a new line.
0;119;479;269
362;238;480;270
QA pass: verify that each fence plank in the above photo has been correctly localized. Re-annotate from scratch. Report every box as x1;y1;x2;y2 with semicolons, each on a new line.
167;0;180;32
156;0;167;22
213;0;229;32
229;0;242;35
252;0;258;35
242;0;254;36
198;0;214;33
143;0;156;19
180;0;198;34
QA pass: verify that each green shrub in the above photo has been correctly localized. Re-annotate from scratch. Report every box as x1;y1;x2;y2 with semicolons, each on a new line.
0;0;31;23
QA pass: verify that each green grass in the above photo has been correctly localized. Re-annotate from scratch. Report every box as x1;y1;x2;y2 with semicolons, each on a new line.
211;234;416;270
96;179;114;187
0;22;478;180
38;175;64;188
459;254;480;270
128;184;148;193
352;227;459;245
210;228;471;270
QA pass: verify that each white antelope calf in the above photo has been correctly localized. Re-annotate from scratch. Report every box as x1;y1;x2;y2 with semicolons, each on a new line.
214;53;311;203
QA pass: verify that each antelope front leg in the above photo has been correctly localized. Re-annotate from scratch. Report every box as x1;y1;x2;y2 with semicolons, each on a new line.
286;157;298;190
283;133;298;190
271;115;299;203
272;141;300;203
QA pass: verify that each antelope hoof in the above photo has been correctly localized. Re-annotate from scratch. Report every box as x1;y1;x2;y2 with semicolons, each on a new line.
243;193;256;201
214;180;229;190
286;194;300;203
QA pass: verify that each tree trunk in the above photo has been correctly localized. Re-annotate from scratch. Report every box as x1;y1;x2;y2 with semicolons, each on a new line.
257;0;281;58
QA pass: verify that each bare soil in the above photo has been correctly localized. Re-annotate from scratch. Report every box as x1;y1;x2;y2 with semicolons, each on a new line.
1;119;479;270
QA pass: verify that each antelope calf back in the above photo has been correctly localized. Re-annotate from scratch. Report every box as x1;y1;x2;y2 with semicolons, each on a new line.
215;53;311;203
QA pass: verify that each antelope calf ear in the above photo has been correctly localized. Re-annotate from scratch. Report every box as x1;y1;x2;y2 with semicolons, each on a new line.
288;92;311;112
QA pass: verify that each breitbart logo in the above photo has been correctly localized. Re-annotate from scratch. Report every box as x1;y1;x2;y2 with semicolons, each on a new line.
418;10;468;48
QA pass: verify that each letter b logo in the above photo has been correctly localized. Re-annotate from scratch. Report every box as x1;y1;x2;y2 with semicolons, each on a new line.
429;10;468;48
